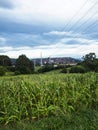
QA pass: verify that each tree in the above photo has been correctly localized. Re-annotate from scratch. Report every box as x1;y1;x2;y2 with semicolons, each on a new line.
83;53;96;62
0;55;12;66
0;66;6;76
82;53;97;71
69;66;86;73
15;55;34;74
38;64;54;73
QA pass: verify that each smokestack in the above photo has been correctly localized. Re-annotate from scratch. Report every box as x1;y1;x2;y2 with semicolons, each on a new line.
40;52;43;66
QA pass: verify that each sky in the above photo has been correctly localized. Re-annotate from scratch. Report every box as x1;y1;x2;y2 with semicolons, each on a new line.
0;0;98;59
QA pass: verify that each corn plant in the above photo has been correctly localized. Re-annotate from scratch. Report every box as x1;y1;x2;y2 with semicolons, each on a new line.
0;72;98;125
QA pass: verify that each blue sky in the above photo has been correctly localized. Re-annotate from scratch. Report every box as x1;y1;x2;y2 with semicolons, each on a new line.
0;0;98;58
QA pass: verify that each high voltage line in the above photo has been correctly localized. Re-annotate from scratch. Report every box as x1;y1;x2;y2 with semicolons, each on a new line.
49;19;98;58
83;20;98;32
74;11;98;32
66;0;98;32
46;0;98;58
61;0;90;31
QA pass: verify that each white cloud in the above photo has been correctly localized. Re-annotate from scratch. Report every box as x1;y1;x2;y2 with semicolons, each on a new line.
0;37;98;58
0;0;97;25
44;31;73;36
0;30;98;58
0;37;6;45
0;0;14;9
0;0;98;58
44;31;82;38
60;37;98;45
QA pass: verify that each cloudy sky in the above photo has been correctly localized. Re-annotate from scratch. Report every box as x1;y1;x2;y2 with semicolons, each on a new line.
0;0;98;59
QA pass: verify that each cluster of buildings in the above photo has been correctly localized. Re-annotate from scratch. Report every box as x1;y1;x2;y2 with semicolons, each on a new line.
33;57;80;66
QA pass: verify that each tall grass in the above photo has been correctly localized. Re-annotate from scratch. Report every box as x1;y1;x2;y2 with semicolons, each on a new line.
0;72;98;129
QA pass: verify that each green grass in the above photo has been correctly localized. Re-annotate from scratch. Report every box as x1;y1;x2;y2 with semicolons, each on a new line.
1;111;98;130
0;72;98;129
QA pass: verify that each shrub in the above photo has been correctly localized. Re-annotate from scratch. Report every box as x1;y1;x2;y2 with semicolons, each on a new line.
0;66;6;76
6;66;16;72
14;71;21;75
38;65;54;73
16;55;34;74
69;66;86;73
61;68;67;73
16;66;31;74
54;65;65;70
95;67;98;72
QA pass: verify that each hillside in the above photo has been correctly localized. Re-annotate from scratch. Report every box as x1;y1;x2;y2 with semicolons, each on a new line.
32;57;80;65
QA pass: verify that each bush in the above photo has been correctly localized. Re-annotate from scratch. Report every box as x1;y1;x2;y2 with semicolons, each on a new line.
61;68;67;73
69;66;86;73
14;71;21;75
54;65;65;70
0;66;6;76
95;67;98;72
16;66;32;74
6;66;16;72
15;55;34;74
38;64;71;73
38;65;54;73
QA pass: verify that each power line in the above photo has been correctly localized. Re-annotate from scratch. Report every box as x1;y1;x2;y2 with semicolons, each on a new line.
67;0;98;32
61;0;90;31
50;22;98;58
73;11;98;32
47;0;98;58
49;20;98;58
83;20;98;33
48;0;96;57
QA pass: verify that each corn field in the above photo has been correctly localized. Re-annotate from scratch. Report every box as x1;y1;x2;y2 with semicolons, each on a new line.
0;72;98;126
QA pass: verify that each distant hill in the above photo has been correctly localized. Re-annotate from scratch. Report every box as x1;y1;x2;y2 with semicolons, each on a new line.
11;58;16;65
32;57;80;66
11;57;80;66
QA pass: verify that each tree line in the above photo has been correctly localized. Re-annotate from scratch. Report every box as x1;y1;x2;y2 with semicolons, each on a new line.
0;54;34;76
38;52;98;73
61;52;98;73
0;52;98;76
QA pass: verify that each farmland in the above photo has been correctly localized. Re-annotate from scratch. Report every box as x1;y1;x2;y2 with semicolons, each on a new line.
0;72;98;130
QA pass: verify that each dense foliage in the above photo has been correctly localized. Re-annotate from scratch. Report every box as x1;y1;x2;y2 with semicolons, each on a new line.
0;55;12;66
82;52;98;72
15;55;34;74
0;53;98;75
0;66;6;76
0;73;98;130
69;65;86;73
38;64;54;73
38;64;70;73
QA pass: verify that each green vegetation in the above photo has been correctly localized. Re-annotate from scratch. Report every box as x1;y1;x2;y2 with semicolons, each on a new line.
0;66;6;76
0;52;98;75
0;55;12;66
0;72;98;129
0;54;34;75
81;52;98;72
38;53;98;74
38;64;64;73
0;52;98;129
69;65;86;73
15;54;34;74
